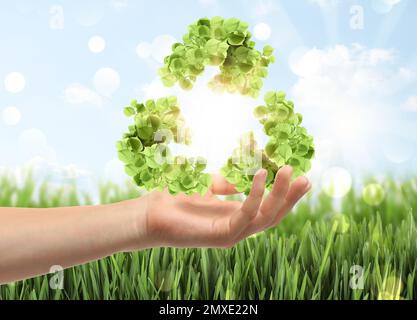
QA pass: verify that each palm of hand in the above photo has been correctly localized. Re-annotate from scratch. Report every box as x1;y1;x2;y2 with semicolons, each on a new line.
144;166;311;249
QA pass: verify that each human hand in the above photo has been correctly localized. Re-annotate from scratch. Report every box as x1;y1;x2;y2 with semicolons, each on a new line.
125;166;311;250
0;166;310;283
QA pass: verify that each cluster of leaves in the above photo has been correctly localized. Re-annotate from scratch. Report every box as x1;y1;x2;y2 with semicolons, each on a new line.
222;91;315;194
117;97;212;195
119;17;313;196
220;132;275;194
159;17;275;98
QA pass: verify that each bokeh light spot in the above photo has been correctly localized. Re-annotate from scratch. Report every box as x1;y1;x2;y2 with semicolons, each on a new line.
93;67;120;97
322;167;352;198
331;214;350;234
378;275;403;300
362;183;385;206
1;106;21;126
88;36;106;53
4;72;26;93
253;23;271;41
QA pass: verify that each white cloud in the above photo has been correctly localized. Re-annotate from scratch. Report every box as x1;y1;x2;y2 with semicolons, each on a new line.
76;5;104;27
19;128;56;162
136;42;153;59
291;45;408;105
28;157;91;181
254;0;278;16
404;96;417;112
383;0;401;6
372;0;401;14
88;36;106;53
109;0;129;9
64;68;120;107
2;106;21;126
136;77;176;101
104;158;127;184
0;157;92;194
93;67;120;97
136;35;177;64
64;83;105;107
309;0;339;8
290;44;416;172
4;72;26;93
253;23;272;41
199;0;218;7
382;137;414;164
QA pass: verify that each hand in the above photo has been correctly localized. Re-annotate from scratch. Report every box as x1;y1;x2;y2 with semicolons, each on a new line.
0;166;310;283
129;166;311;249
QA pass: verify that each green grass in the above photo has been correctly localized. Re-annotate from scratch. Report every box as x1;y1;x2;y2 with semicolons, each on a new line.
0;174;416;300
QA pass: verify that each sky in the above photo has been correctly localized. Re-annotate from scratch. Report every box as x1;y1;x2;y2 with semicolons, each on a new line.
0;0;416;196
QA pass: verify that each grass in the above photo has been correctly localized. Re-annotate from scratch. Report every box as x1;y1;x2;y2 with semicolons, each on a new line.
0;174;416;300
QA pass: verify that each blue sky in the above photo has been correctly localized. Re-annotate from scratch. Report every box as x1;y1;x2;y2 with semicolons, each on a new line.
0;0;416;193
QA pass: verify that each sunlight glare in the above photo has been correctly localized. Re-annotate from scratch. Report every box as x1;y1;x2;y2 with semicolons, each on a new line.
171;76;263;173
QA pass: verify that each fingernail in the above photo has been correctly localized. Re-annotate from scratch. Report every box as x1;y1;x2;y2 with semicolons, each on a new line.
286;166;293;175
301;177;309;187
258;169;267;180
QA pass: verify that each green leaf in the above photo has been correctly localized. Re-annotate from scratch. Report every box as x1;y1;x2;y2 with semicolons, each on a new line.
198;174;212;187
276;105;290;120
136;103;146;113
254;106;268;119
125;164;137;177
265;141;278;157
276;124;292;140
264;91;278;106
197;17;211;27
137;126;154;140
180;79;193;91
169;58;186;72
228;31;246;46
145;99;156;110
116;139;128;151
295;141;310;156
195;157;207;172
118;149;134;164
264;120;277;135
147;115;161;129
140;170;152;183
124;107;136;117
198;25;211;38
181;174;197;190
275;144;293;161
128;137;143;152
263;45;274;57
224;18;241;33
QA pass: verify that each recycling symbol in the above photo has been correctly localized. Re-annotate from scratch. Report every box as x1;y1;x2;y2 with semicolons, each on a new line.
117;17;315;196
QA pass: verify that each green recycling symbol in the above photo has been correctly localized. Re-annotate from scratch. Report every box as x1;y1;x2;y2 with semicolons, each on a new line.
117;17;315;196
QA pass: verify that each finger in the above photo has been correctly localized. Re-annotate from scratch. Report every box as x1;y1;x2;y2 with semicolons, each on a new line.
271;176;311;226
241;166;293;235
228;169;267;235
260;166;292;217
234;177;311;243
210;174;239;195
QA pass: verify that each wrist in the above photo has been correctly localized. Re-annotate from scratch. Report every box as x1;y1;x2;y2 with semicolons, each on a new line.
114;195;156;252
